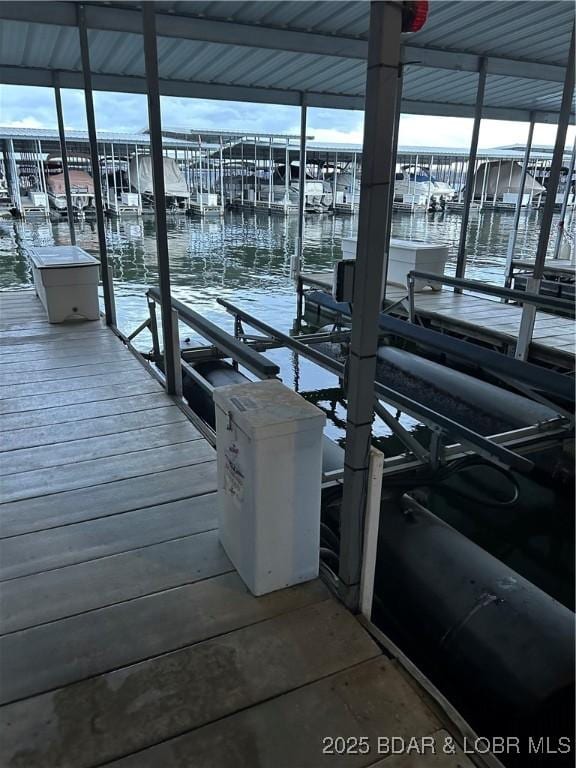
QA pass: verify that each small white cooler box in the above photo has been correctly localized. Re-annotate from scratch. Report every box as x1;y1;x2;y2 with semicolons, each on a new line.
28;245;100;323
214;379;326;596
341;236;449;292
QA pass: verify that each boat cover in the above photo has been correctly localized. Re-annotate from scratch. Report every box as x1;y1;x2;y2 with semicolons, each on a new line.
46;170;94;195
471;160;544;198
128;155;188;198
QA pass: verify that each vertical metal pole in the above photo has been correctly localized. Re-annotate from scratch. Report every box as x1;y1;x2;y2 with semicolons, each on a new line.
77;5;114;324
455;58;487;279
198;136;204;216
293;100;307;278
111;141;118;210
285;140;289;213
340;1;403;609
268;137;273;211
53;75;76;244
516;30;575;361
135;143;142;213
332;151;338;210
533;29;574;278
493;159;502;209
382;63;403;300
504;116;535;287
142;2;177;394
219;136;224;214
553;138;576;259
37;140;49;214
351;152;357;211
241;140;245;204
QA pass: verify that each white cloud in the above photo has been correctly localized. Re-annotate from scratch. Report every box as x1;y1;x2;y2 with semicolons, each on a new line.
3;116;44;129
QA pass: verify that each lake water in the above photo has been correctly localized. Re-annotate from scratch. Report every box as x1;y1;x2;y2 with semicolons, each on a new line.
0;206;571;443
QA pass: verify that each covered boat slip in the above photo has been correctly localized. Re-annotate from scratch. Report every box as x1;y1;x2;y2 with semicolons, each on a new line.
0;290;475;768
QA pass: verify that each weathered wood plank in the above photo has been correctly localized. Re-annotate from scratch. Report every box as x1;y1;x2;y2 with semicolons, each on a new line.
0;406;186;452
0;601;379;768
0;327;108;346
0;392;172;432
0;573;328;703
1;337;125;362
0;493;218;579
0;379;162;415
0;359;142;387
0;440;214;503
0;462;217;536
0;421;200;477
106;657;439;768
0;369;155;400
0;530;232;634
1;351;129;374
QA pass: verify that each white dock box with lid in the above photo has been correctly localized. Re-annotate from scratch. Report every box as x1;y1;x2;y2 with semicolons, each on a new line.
214;379;326;596
341;237;449;292
28;245;100;323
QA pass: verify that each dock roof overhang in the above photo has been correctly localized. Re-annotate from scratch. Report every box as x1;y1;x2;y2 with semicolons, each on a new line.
0;1;574;124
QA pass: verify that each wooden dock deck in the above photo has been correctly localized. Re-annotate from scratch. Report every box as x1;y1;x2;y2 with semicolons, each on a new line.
0;290;474;767
302;272;575;366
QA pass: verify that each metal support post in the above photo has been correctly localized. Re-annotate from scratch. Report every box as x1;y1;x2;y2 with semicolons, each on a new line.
268;137;273;211
553;138;576;259
292;100;307;279
285;140;290;214
6;139;22;215
504;115;535;288
52;83;75;234
142;2;177;394
534;29;574;278
77;4;115;324
340;0;403;610
332;151;338;210
516;29;575;359
382;63;403;300
219;136;224;214
359;447;384;620
455;58;487;280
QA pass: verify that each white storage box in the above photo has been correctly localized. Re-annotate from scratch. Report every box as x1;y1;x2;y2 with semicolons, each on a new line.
388;239;449;290
304;182;324;197
341;237;449;292
28;245;100;323
199;193;218;206
28;192;48;207
503;192;531;206
214;379;326;596
121;192;139;206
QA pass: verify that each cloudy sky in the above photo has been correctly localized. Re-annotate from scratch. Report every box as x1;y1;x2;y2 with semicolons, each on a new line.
1;83;574;150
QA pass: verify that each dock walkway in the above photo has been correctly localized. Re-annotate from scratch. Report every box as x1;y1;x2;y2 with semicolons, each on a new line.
302;272;575;365
0;290;471;767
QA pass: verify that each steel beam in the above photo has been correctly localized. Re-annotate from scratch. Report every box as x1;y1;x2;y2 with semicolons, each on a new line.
293;100;307;279
77;4;115;325
455;58;487;279
553;137;576;259
142;2;177;395
1;64;574;123
515;29;575;361
0;2;568;83
504;115;535;283
533;29;575;278
52;75;76;243
340;1;403;609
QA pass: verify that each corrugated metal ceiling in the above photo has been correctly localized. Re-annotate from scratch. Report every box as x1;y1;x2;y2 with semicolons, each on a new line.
0;1;573;122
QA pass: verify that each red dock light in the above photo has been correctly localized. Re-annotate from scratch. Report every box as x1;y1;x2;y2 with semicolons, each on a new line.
402;0;429;32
